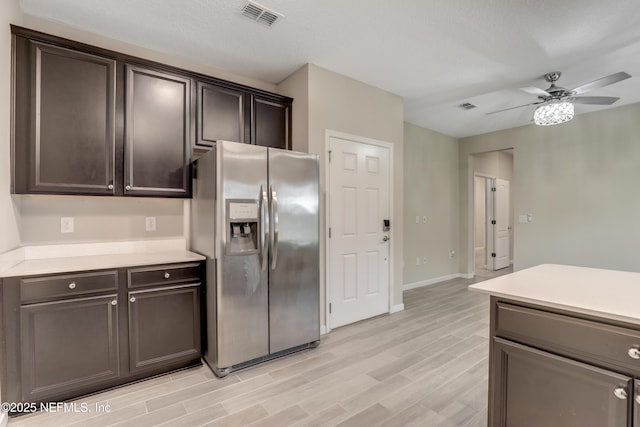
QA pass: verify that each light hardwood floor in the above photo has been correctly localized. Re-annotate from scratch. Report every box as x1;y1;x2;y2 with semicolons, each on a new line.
9;269;512;427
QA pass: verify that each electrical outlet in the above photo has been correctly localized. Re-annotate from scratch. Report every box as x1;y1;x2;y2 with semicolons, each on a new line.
145;217;157;231
423;257;427;264
60;217;74;233
422;216;427;223
449;250;456;259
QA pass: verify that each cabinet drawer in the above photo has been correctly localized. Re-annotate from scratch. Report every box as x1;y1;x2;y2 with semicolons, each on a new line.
128;263;201;288
495;302;640;376
20;271;118;303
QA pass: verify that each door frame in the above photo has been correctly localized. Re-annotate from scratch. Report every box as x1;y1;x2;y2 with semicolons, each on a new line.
473;172;494;274
324;129;395;334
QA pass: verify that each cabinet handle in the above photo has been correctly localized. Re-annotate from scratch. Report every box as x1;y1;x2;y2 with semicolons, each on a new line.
68;282;76;289
164;272;171;279
628;347;640;359
130;296;136;303
614;387;628;400
111;299;117;306
125;185;131;191
108;184;114;190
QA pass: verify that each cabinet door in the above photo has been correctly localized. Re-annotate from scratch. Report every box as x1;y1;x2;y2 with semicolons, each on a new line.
252;96;291;149
635;380;640;427
21;295;119;401
125;65;192;197
197;81;245;147
490;338;631;427
128;284;200;374
13;37;116;195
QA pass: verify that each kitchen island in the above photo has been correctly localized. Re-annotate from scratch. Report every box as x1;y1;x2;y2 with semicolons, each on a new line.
469;264;640;427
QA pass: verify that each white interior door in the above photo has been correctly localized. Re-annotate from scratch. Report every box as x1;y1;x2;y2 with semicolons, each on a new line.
328;136;390;329
492;178;510;270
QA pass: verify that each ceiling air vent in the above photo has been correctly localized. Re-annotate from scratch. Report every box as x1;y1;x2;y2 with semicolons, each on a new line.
459;102;477;110
241;1;283;27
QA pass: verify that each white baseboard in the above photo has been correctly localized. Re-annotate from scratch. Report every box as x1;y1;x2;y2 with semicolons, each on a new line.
390;303;405;314
403;273;468;291
320;325;327;335
460;273;474;279
0;411;7;427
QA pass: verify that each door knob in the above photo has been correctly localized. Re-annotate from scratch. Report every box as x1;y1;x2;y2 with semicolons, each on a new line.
614;387;628;400
382;236;389;242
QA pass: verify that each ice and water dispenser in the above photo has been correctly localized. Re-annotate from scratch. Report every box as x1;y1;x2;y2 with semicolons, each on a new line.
225;200;259;255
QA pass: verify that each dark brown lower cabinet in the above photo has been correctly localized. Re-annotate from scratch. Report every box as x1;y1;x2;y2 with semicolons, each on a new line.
128;284;200;373
492;338;630;427
0;262;202;412
488;298;640;427
20;294;120;402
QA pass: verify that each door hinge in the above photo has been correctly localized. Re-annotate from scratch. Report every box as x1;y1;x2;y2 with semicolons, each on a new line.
491;252;496;258
491;187;496;192
329;303;332;313
491;220;496;225
328;150;332;163
329;227;331;238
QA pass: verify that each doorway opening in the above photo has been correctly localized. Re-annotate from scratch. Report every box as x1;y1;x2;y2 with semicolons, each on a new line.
472;149;514;279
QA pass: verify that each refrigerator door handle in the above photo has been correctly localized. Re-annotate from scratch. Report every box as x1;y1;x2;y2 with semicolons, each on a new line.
260;185;269;271
270;185;279;270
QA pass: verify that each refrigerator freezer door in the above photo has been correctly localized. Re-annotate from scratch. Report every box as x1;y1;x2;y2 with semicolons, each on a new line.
268;148;320;353
217;141;269;368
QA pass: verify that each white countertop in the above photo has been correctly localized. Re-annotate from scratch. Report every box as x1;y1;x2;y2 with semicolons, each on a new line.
469;264;640;326
0;239;205;278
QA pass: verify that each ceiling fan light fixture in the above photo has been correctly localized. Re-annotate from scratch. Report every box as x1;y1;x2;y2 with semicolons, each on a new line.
533;101;574;126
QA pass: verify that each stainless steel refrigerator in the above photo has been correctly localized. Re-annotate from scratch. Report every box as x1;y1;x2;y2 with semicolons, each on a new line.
191;140;320;377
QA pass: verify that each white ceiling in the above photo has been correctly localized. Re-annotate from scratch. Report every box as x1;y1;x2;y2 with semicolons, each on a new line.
18;0;640;138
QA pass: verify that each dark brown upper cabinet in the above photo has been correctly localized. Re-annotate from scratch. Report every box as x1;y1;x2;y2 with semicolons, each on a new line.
196;81;246;147
252;95;291;150
195;81;292;150
124;65;192;197
11;26;294;198
12;37;116;195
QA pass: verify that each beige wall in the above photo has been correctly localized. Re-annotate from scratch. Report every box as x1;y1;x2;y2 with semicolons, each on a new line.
403;122;459;285
280;64;405;323
19;196;185;245
0;0;22;253
460;103;640;274
277;64;309;153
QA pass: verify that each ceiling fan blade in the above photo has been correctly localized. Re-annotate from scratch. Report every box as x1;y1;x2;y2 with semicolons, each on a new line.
571;96;620;105
519;86;551;97
486;101;543;115
571;72;631;95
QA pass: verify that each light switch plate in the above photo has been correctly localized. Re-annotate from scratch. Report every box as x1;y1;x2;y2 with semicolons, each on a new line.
145;217;157;231
60;217;74;233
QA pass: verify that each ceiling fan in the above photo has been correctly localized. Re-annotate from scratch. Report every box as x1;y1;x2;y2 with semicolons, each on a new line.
488;71;632;125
